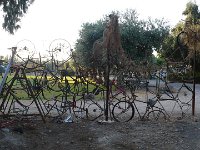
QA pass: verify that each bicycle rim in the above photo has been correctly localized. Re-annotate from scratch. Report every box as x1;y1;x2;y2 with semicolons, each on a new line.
87;103;103;121
112;101;134;122
147;109;167;121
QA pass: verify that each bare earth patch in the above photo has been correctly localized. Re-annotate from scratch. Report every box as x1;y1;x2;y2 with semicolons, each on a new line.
0;82;199;149
1;115;200;150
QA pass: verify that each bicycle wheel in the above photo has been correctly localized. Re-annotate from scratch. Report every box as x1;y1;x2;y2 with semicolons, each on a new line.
112;100;134;122
48;38;72;62
87;103;103;121
44;99;62;117
177;31;188;47
146;109;167;121
16;39;36;59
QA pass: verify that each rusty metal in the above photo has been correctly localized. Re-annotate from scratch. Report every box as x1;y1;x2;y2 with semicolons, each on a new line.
0;17;197;124
105;48;110;121
176;25;198;116
0;66;46;122
192;39;197;116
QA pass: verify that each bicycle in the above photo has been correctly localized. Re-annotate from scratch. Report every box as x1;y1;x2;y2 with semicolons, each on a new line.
71;75;135;122
111;81;167;122
72;79;106;121
72;66;192;122
143;70;192;119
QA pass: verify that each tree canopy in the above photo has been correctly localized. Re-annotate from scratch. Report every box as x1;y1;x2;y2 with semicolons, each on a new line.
120;10;170;62
160;1;200;75
75;20;106;67
183;1;200;24
75;10;170;67
161;22;186;61
0;0;34;34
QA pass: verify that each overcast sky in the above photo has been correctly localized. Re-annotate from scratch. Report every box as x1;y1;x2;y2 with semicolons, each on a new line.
0;0;198;56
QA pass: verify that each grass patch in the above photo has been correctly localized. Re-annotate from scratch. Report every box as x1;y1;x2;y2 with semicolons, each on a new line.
1;74;106;101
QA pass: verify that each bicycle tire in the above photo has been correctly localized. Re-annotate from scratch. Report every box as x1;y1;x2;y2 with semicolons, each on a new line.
146;109;167;121
112;100;134;122
87;102;103;121
44;98;70;118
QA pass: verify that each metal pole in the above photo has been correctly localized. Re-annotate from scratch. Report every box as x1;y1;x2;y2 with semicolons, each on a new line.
105;48;110;121
192;43;196;116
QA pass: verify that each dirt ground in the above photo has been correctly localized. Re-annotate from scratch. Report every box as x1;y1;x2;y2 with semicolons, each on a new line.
1;115;200;150
0;82;200;150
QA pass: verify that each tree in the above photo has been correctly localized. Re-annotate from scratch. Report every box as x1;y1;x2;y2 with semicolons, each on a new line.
161;22;187;62
183;1;200;24
75;20;106;67
0;0;34;34
180;2;200;71
161;1;200;82
75;9;170;66
161;2;200;62
120;9;170;63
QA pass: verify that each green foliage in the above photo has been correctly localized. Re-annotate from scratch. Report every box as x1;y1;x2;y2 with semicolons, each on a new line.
75;9;170;66
0;0;34;34
183;1;200;24
155;57;165;66
168;2;200;73
161;22;188;62
161;2;200;64
171;22;184;36
75;20;106;67
120;9;170;63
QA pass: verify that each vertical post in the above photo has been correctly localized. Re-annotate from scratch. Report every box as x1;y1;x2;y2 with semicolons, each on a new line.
105;48;110;121
192;19;198;116
192;42;196;116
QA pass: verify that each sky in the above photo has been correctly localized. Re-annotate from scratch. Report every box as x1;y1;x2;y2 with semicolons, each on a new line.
0;0;198;57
